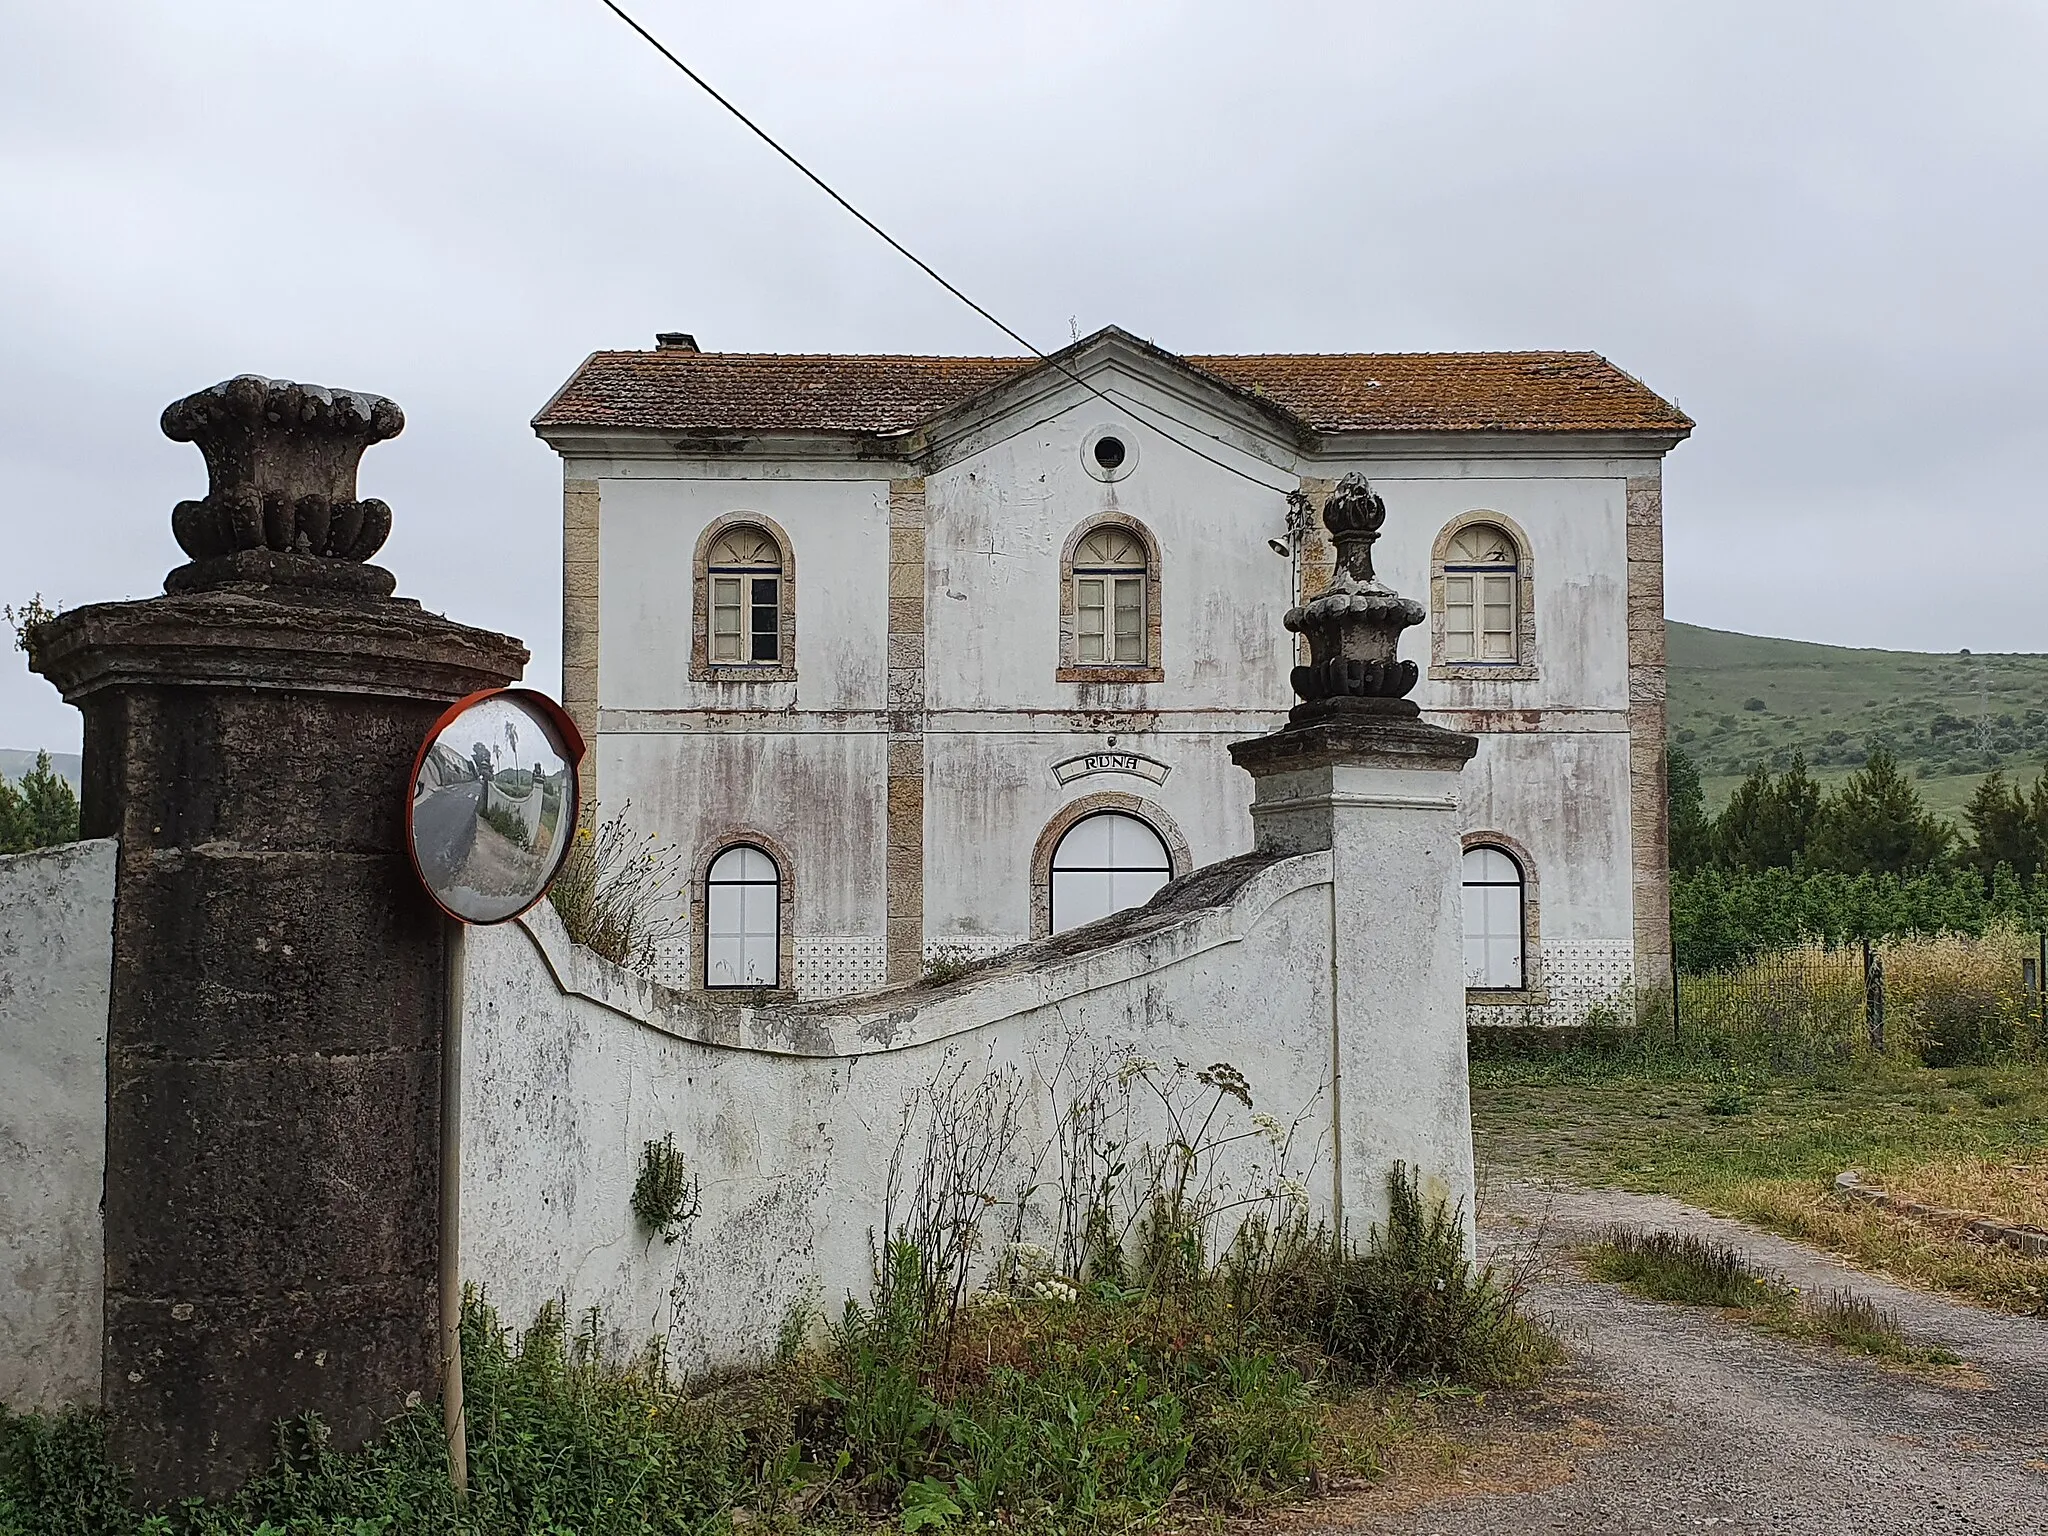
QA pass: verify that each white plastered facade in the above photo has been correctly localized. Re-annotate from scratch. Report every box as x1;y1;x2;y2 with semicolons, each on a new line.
544;335;1677;1019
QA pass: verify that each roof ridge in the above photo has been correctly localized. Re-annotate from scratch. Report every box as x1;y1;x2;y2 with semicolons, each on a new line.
580;346;1615;364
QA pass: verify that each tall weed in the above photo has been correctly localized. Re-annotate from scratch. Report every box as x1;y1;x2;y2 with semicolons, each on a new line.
1269;1167;1555;1387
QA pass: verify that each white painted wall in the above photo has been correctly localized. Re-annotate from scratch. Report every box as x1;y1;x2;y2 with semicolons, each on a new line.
0;839;115;1410
460;856;1343;1372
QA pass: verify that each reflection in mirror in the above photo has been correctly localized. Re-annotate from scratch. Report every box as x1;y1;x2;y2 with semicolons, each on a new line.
408;692;578;923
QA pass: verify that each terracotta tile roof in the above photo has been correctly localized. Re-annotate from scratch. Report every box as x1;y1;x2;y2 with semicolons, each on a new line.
536;352;1029;435
1186;351;1690;435
534;344;1689;438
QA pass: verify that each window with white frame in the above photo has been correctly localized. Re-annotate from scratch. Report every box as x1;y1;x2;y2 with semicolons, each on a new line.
1071;527;1148;666
1049;811;1172;933
1441;523;1519;664
707;527;783;667
705;844;780;987
1462;845;1525;989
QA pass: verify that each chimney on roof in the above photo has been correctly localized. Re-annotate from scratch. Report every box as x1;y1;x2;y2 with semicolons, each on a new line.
655;332;700;353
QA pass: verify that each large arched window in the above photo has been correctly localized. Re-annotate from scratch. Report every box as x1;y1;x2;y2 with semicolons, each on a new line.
1049;811;1172;933
1462;845;1525;990
705;844;781;987
1058;518;1162;682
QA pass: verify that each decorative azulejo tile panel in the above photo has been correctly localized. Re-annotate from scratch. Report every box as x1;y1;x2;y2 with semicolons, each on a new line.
794;936;887;1000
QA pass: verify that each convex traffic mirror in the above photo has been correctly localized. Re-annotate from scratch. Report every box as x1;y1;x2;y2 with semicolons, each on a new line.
407;688;584;923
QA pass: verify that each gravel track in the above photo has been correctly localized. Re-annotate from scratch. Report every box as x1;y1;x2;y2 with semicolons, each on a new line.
1325;1182;2048;1535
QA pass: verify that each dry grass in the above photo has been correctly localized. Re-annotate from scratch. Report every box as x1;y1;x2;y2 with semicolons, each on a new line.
1875;1156;2048;1230
1880;931;2047;1067
1726;1180;2048;1315
1668;929;2046;1070
1245;1381;1607;1525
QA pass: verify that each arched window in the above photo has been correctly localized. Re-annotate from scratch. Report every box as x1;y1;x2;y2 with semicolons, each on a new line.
692;516;796;682
1441;523;1519;664
707;526;783;667
1072;527;1147;666
1058;519;1161;681
705;844;780;987
1049;811;1172;933
1462;845;1525;990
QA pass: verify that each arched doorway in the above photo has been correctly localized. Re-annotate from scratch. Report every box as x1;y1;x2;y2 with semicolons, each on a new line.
1048;811;1172;934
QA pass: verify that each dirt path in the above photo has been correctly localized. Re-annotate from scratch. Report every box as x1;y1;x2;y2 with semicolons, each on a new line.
1324;1181;2048;1535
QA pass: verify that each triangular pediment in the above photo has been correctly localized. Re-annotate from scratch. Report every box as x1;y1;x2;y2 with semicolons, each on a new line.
903;326;1317;472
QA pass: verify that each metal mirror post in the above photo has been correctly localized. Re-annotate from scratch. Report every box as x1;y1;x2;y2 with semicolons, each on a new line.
404;688;583;1493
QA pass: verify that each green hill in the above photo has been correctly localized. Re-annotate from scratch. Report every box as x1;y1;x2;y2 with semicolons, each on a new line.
1667;622;2048;824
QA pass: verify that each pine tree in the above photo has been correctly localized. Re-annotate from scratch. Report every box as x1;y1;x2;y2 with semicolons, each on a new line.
0;773;24;853
1963;769;2042;880
1712;754;1822;871
1807;746;1951;876
0;751;79;853
1667;744;1712;872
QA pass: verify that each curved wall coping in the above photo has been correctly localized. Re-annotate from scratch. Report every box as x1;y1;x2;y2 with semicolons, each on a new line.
508;849;1332;1059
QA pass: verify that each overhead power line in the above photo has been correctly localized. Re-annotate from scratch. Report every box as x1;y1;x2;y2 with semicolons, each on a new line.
589;0;1297;498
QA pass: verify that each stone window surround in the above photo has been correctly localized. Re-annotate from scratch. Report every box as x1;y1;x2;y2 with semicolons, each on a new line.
1056;513;1163;684
690;512;797;684
1429;511;1538;683
688;827;798;999
1460;828;1549;1007
1027;791;1191;938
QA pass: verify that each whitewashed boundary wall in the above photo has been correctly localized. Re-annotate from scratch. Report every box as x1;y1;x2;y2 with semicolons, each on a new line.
459;853;1356;1374
0;839;116;1409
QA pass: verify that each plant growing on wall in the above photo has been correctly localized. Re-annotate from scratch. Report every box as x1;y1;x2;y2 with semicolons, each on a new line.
4;593;62;652
548;804;687;973
631;1132;700;1243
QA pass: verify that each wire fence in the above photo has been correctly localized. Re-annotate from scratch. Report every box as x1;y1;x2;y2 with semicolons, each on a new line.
1662;929;2048;1072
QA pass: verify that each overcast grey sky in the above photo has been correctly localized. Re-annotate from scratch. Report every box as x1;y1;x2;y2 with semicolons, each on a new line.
3;0;2044;753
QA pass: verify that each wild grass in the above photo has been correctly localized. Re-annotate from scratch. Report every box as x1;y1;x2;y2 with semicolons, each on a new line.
3;1060;1557;1534
916;946;985;987
1795;1287;1953;1362
1580;1226;1957;1367
1476;931;2046;1076
0;1295;805;1536
1473;1050;2048;1314
1726;1181;2048;1316
1582;1227;1786;1309
1267;1169;1557;1389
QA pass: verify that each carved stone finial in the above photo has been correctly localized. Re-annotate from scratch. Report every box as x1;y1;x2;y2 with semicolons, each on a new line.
1283;473;1425;719
162;375;404;596
1322;472;1388;584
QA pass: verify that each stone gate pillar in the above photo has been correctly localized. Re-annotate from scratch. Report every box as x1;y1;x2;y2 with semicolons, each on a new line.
28;376;526;1501
1230;475;1479;1244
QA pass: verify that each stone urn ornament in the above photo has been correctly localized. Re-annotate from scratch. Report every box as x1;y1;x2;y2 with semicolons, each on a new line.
162;374;406;596
1284;472;1426;722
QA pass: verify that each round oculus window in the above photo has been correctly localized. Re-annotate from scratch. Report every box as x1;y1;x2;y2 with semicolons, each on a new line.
1081;425;1137;481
